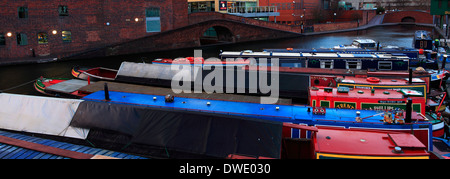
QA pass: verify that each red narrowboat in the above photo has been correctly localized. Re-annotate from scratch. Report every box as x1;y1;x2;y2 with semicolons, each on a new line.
34;77;89;98
72;66;118;81
313;127;430;159
309;86;426;115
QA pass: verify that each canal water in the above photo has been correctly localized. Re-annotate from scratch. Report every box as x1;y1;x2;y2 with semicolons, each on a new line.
0;24;441;96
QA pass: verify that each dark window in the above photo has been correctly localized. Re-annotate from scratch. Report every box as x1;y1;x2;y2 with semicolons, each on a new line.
58;5;68;16
38;32;48;44
16;33;28;45
378;61;392;70
18;7;28;18
0;33;5;45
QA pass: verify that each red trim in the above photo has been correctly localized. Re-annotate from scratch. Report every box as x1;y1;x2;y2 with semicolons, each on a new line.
0;135;94;159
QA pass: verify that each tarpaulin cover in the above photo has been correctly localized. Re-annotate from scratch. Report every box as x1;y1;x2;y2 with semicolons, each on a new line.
0;93;89;139
115;62;201;87
70;100;282;158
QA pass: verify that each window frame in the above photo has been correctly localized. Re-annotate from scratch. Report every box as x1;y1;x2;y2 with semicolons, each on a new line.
37;32;49;44
146;7;161;33
16;33;28;45
0;33;5;46
61;30;72;42
346;61;361;69
378;61;392;70
18;7;28;18
58;5;69;16
320;60;334;69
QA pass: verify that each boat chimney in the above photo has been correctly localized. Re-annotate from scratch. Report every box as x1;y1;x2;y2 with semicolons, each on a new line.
405;98;412;123
104;83;110;101
408;68;413;84
376;41;380;51
442;54;447;71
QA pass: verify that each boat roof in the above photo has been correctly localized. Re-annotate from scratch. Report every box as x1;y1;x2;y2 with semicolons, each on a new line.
82;91;428;123
220;51;409;59
309;87;425;99
339;76;426;85
315;128;428;158
0;130;146;159
353;39;376;44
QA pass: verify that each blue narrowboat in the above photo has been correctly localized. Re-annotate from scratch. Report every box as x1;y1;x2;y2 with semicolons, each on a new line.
219;50;410;71
82;90;434;151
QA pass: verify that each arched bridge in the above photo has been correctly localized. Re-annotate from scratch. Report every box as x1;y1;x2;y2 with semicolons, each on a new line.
77;12;301;58
382;11;433;24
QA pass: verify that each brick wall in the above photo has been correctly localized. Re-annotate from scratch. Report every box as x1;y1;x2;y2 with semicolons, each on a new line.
382;11;433;24
313;21;358;32
259;0;322;25
0;0;188;60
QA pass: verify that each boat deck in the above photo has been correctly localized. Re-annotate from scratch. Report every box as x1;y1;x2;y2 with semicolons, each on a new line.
78;81;292;104
46;79;91;94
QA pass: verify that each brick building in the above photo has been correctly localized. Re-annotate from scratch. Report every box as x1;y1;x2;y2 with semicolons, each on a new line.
259;0;323;26
0;0;188;60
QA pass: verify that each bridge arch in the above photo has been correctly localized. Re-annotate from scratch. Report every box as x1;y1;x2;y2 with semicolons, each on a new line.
199;25;234;45
401;16;415;23
382;11;432;24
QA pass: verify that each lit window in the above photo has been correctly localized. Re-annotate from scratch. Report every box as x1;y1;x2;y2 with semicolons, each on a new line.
146;8;161;32
38;32;48;44
0;33;5;45
58;5;68;16
16;33;28;45
18;7;28;18
62;31;71;42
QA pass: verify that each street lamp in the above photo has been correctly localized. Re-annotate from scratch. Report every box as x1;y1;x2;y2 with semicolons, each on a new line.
334;12;336;22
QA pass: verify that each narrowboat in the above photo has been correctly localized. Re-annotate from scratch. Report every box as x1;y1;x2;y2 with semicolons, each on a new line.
34;77;69;96
72;66;118;81
308;86;445;137
264;46;437;68
312;127;430;159
152;57;250;66
34;77;90;98
82;90;435;151
309;86;426;115
219;50;410;71
413;30;433;50
231;124;432;159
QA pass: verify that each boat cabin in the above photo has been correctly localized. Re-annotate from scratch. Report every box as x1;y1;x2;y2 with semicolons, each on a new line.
309;86;426;115
334;76;428;98
413;30;433;50
312;127;429;159
219;50;410;71
333;39;377;49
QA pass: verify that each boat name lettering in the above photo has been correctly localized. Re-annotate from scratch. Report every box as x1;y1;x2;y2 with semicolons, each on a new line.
378;100;405;103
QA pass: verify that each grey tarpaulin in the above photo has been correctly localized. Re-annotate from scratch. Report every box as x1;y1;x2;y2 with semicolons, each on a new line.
70;101;282;158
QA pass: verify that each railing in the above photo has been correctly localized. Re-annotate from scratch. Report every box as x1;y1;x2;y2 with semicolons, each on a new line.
227;6;277;14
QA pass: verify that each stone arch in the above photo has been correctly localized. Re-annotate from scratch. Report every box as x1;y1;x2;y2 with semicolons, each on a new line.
401;16;415;23
199;25;234;45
